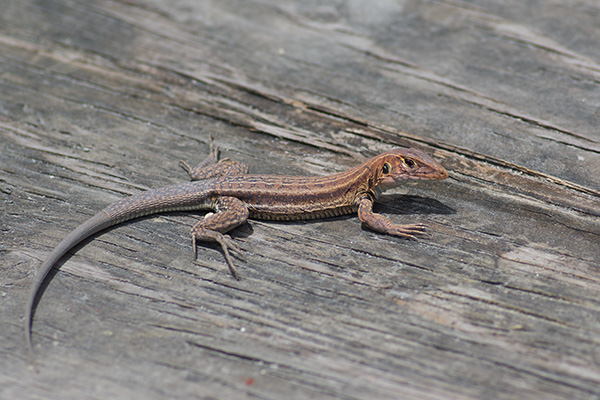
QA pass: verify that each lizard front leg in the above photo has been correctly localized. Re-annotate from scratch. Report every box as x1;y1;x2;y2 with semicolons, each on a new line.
191;196;249;279
356;195;426;239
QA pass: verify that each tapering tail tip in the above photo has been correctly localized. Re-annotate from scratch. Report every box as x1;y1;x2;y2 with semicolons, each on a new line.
26;336;39;373
25;299;39;372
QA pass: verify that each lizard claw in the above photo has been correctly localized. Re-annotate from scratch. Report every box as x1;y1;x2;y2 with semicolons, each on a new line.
222;234;247;261
388;223;428;239
191;231;244;280
207;134;220;160
179;159;192;175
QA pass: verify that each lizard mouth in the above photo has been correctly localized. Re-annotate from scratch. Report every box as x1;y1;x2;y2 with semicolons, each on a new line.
407;165;449;181
413;167;449;180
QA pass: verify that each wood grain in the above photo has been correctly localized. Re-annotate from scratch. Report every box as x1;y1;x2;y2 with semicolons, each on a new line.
1;0;599;399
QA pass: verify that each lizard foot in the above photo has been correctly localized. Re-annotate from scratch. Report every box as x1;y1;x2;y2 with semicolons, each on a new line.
192;231;245;279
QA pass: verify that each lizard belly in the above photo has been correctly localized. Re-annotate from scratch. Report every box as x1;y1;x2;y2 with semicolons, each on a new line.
247;204;358;221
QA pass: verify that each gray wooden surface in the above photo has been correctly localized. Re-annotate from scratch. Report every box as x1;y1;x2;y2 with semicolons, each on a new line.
2;0;599;399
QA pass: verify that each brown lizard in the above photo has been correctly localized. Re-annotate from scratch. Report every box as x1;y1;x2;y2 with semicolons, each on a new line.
25;137;448;358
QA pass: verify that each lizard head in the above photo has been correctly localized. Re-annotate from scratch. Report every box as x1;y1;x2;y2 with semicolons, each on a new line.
371;148;448;192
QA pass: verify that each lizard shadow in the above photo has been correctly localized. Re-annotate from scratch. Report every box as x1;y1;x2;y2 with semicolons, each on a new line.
373;193;455;216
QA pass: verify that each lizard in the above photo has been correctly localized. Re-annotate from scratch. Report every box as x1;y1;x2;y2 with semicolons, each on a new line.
24;137;448;358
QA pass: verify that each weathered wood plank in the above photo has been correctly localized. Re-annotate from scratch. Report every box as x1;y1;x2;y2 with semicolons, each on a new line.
1;0;599;399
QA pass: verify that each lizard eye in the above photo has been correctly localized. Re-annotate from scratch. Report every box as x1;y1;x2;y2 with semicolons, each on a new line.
404;158;417;168
382;162;391;174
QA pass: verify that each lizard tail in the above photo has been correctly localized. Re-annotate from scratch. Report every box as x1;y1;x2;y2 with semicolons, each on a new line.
25;211;113;363
24;180;213;363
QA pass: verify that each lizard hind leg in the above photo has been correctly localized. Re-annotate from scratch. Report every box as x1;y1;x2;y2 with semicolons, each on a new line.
180;135;248;181
190;196;250;279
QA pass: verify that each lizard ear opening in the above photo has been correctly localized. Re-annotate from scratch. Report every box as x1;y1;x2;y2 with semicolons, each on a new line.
382;162;391;174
